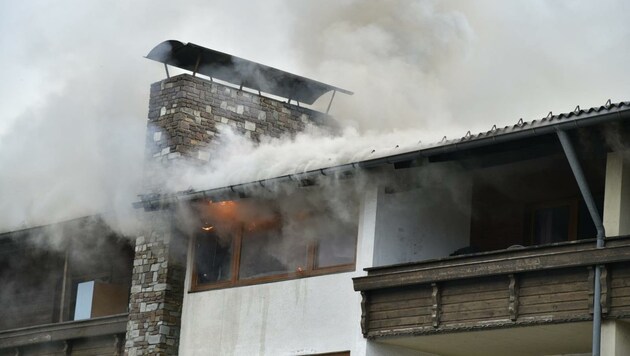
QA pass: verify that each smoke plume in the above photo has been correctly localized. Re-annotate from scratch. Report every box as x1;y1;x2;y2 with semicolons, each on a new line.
1;0;629;234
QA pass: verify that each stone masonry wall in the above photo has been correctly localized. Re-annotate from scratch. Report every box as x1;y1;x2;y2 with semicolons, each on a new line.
127;73;336;355
146;73;335;164
125;211;186;356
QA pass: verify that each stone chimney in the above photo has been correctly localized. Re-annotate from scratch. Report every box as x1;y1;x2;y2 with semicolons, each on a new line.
146;74;332;163
125;41;349;356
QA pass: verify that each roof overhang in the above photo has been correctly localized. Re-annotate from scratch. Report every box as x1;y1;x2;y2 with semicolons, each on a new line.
134;101;630;211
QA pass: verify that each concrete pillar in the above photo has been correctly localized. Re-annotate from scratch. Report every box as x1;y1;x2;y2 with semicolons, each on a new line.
601;320;630;356
356;185;378;271
603;152;630;237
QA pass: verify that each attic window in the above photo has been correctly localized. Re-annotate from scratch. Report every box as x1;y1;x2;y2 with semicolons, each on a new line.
191;199;357;291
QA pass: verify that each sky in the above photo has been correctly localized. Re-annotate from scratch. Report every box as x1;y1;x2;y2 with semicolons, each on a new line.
0;0;629;231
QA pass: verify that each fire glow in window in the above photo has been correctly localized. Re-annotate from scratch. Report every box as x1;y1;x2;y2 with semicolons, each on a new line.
192;197;357;291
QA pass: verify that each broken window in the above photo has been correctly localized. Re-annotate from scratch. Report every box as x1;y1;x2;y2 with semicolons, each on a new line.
191;198;357;291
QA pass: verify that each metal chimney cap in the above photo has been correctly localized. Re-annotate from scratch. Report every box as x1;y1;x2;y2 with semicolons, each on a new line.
146;40;352;105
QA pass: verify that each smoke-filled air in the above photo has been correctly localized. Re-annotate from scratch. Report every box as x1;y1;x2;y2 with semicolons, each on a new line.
1;0;629;233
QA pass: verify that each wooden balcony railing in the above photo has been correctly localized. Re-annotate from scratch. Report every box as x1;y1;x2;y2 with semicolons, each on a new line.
353;236;630;338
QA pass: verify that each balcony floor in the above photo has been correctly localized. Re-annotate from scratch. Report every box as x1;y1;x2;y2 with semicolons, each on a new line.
380;321;591;356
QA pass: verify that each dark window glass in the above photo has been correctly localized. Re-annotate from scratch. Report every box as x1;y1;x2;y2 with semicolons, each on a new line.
315;216;357;269
195;231;233;284
239;223;308;279
577;198;604;239
533;206;569;245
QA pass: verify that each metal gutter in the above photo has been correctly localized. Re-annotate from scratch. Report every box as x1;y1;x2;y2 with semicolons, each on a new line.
556;129;606;356
135;104;630;210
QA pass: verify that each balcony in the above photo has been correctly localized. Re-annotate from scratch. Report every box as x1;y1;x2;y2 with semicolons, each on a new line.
353;236;630;352
0;313;127;355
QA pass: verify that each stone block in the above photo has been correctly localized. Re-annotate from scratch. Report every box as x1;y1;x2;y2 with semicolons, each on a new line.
245;121;256;131
147;335;165;345
159;325;170;335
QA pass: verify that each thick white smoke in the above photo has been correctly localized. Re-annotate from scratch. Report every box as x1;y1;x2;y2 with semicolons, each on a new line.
1;0;629;233
164;125;439;193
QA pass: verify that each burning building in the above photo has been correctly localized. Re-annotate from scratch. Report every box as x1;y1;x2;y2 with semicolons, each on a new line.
1;40;630;356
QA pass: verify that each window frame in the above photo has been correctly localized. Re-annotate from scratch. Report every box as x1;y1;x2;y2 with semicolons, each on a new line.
190;217;357;292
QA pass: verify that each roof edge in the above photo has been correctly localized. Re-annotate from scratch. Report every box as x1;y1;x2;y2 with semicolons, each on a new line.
134;101;630;210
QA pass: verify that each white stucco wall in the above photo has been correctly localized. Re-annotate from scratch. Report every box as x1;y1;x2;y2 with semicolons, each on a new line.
602;320;630;356
603;151;630;237
372;171;472;267
179;273;363;356
178;186;379;356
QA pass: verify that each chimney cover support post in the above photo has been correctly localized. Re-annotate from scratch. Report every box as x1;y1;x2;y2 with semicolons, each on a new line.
326;89;337;114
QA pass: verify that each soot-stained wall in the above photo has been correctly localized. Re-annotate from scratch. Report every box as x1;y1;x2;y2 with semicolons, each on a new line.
373;168;472;266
